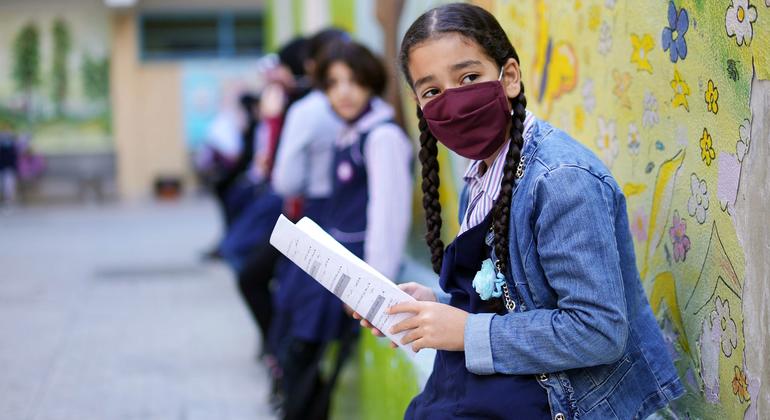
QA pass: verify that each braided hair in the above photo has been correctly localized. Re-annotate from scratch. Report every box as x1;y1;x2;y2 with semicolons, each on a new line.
400;3;528;274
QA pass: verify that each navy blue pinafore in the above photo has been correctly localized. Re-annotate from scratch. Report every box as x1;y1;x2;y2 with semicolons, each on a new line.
274;196;352;343
405;212;551;419
325;124;383;259
274;122;387;343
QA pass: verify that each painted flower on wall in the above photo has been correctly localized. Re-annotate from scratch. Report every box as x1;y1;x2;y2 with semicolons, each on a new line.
628;122;641;155
596;117;619;167
700;128;716;166
712;296;738;357
643;91;659;128
599;21;613;55
582;78;596;113
718;152;742;215
662;1;689;62
705;79;719;114
669;210;691;262
588;5;601;31
726;0;758;46
574;105;585;132
737;118;751;162
630;33;655;73
732;366;750;403
700;313;722;403
671;68;691;111
687;173;709;224
613;70;632;109
630;206;648;242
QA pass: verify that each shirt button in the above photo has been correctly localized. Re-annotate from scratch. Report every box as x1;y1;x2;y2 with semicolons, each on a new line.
538;373;549;382
554;413;566;420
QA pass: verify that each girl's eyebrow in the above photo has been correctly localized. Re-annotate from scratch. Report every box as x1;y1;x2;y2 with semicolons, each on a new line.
413;60;484;90
414;74;436;91
450;59;483;72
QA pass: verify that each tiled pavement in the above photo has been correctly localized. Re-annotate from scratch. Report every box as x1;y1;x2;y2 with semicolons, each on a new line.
0;198;276;420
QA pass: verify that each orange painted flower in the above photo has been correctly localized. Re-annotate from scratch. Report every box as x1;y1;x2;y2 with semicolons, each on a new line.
732;366;750;403
613;70;632;109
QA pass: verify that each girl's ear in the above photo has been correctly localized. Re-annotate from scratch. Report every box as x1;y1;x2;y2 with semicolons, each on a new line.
501;58;522;99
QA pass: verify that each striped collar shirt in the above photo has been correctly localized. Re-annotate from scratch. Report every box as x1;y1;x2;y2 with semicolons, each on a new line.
458;111;536;235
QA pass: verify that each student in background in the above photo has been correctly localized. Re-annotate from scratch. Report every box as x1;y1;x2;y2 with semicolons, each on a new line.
0;131;18;206
315;39;413;290
267;28;349;420
277;38;414;420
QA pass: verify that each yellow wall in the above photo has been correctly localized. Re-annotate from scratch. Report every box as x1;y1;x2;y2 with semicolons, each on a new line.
111;11;187;199
492;1;768;417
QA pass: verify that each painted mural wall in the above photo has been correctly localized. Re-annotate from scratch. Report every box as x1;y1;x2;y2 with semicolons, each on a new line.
0;1;112;153
266;1;769;418
490;1;768;418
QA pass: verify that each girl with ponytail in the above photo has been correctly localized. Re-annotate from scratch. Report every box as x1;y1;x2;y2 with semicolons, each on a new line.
356;3;683;419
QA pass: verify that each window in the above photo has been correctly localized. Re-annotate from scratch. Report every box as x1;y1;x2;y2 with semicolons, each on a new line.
140;11;264;60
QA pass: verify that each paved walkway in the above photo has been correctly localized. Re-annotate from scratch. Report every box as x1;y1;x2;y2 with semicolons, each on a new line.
0;198;276;420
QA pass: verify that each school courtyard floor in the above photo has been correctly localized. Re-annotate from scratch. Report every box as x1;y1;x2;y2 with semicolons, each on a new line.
0;198;276;420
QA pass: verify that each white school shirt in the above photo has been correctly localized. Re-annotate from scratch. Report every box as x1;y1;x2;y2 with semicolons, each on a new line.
458;111;535;235
271;90;344;199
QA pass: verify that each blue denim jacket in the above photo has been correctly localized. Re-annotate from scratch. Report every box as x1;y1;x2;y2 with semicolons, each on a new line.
461;118;684;419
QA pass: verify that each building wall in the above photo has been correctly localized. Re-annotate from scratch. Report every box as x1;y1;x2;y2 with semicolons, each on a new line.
267;1;770;418
111;0;265;199
111;11;186;199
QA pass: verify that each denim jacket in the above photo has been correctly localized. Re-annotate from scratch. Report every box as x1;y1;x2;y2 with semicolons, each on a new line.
460;118;684;419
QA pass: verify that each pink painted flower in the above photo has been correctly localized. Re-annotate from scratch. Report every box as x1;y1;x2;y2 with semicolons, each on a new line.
630;207;648;242
669;210;691;262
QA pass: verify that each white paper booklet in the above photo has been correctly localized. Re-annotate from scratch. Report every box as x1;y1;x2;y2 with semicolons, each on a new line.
269;214;417;354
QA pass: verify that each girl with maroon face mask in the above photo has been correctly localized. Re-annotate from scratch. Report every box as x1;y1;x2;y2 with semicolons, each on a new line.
354;3;683;419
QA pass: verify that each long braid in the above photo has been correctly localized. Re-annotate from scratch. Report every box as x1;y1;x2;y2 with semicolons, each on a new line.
491;87;527;273
416;106;445;273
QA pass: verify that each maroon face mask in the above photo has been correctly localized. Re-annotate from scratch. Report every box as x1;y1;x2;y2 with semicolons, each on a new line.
422;72;511;160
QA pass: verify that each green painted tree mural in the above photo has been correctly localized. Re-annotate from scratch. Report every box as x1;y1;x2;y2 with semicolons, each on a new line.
12;23;41;120
81;54;110;103
51;19;72;116
81;54;111;131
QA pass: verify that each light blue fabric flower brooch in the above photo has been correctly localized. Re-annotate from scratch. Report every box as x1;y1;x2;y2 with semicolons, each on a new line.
472;258;505;300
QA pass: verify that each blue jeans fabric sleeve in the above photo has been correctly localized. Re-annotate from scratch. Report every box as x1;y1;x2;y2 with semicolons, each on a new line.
490;165;629;375
464;312;496;375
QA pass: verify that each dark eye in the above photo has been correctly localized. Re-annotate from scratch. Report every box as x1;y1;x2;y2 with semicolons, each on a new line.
461;74;480;85
421;88;440;99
